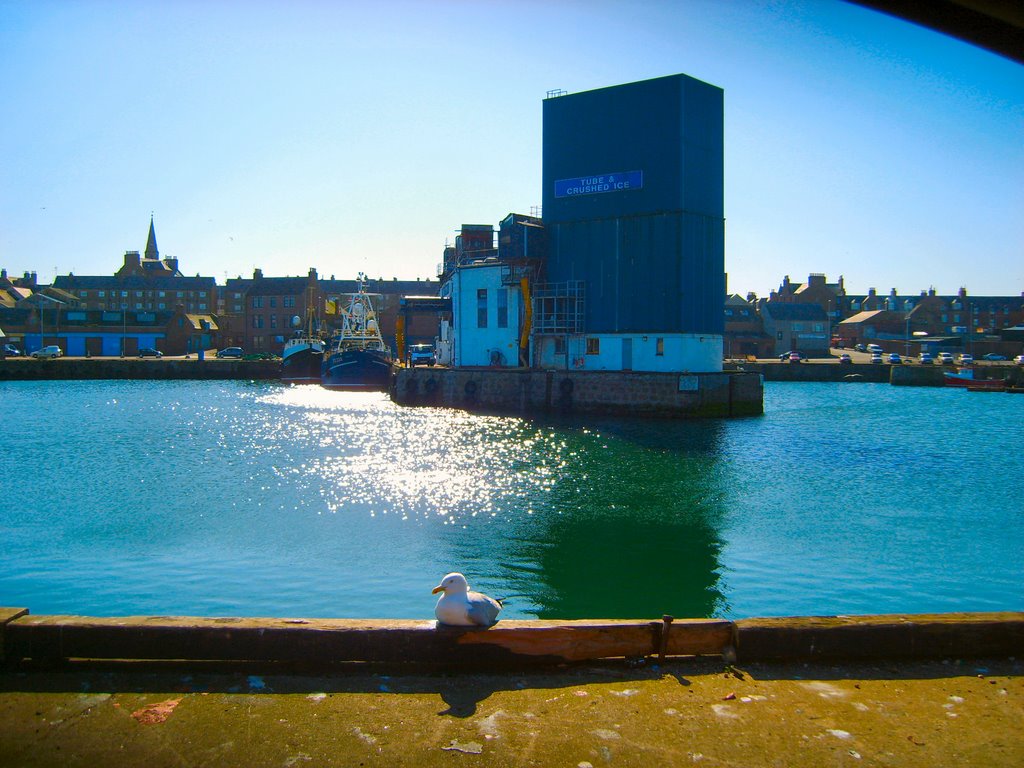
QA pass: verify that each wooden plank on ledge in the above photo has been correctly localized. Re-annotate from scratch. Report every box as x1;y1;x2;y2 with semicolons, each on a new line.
3;615;734;666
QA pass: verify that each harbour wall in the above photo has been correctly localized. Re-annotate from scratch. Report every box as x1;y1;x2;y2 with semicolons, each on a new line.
393;368;765;418
0;358;280;381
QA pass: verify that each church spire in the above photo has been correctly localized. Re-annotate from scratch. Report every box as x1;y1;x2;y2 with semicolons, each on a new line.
145;214;159;261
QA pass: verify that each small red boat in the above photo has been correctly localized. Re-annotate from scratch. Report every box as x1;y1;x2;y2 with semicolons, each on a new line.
944;369;1006;390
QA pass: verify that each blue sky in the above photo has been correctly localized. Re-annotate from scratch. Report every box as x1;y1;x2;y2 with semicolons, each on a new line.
2;0;1021;297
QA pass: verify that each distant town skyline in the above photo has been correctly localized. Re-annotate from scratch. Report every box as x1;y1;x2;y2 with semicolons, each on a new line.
2;0;1021;297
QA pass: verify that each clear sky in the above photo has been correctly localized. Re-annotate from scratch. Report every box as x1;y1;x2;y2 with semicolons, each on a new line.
2;0;1021;298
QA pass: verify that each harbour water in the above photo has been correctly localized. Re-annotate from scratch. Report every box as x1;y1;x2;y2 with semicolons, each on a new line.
2;380;1021;621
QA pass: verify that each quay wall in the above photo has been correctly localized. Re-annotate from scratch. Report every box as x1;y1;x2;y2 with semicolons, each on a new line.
0;358;280;381
393;368;764;418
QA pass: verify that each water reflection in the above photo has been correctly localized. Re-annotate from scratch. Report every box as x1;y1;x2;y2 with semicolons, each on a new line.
481;418;730;619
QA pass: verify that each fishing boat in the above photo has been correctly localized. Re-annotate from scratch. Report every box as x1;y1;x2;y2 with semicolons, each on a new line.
321;274;394;391
280;295;325;384
944;368;1005;390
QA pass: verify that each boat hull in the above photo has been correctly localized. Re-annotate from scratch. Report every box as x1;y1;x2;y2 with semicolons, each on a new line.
944;372;1004;389
321;348;394;391
281;345;324;384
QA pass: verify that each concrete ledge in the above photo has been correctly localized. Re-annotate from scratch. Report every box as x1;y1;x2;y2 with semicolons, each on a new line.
734;612;1024;661
4;609;1022;668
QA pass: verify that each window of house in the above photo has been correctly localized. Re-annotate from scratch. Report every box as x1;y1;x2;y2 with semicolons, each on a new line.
477;289;487;328
253;296;263;309
121;290;128;297
200;291;207;298
158;303;166;310
98;291;105;298
792;323;803;332
814;323;823;332
497;288;508;328
234;292;242;299
954;314;960;323
656;338;664;356
177;291;184;298
159;291;166;298
198;303;207;311
724;309;733;317
79;291;87;298
586;337;600;355
270;314;277;328
234;304;242;313
270;297;277;308
554;336;567;355
135;291;142;297
284;297;295;308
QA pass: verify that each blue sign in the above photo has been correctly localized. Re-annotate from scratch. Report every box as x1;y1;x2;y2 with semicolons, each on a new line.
554;170;643;198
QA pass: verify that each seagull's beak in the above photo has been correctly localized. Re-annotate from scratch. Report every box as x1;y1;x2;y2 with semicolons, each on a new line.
431;585;444;594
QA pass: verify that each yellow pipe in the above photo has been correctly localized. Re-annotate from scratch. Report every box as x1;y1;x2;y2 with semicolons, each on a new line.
395;314;406;364
519;276;532;365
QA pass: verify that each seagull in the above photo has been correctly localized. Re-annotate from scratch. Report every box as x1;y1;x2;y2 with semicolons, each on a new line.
432;572;502;626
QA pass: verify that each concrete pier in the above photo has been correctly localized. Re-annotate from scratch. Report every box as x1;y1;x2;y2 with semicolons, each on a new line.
393;368;764;418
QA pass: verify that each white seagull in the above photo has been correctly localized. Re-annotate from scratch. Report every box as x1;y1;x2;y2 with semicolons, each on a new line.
432;572;502;626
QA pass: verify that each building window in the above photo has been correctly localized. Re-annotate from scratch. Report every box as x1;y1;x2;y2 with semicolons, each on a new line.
121;290;128;297
554;336;567;355
199;303;207;311
656;338;664;356
158;303;166;310
234;304;242;312
792;323;803;332
79;291;87;298
497;288;508;328
813;323;823;332
270;297;277;308
159;291;166;298
177;291;184;298
200;291;207;298
284;297;296;308
98;291;105;298
477;289;487;328
270;314;277;328
954;314;960;323
586;337;600;355
253;296;263;309
234;292;242;299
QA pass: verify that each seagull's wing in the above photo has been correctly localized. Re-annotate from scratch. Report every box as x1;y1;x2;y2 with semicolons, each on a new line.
466;591;502;626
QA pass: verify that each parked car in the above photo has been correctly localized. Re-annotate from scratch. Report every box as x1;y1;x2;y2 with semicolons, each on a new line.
138;347;163;358
887;353;902;365
918;353;933;365
937;352;954;365
870;354;883;364
957;354;974;365
216;347;244;359
778;350;805;361
31;345;63;359
2;343;21;356
982;353;1006;361
838;354;852;364
867;344;884;354
1015;355;1024;366
854;343;866;353
408;343;436;366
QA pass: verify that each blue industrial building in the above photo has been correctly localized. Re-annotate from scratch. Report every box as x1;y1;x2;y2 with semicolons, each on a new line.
539;74;725;372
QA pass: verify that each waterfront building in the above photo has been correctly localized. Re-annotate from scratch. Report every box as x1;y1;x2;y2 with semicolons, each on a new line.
758;301;830;358
436;218;541;368
54;218;217;316
540;74;725;373
723;294;772;360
